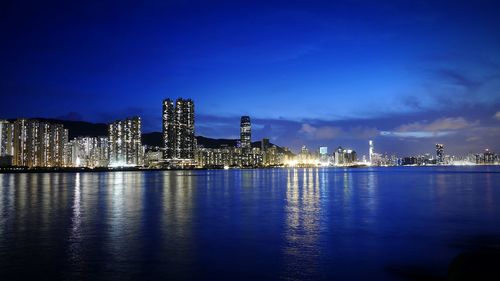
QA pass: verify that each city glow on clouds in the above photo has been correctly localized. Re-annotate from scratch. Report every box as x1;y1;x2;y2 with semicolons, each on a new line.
299;124;379;140
495;111;500;120
380;131;452;138
381;117;479;138
395;117;478;132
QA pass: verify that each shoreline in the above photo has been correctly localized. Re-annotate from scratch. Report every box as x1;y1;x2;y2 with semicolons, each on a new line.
1;164;499;174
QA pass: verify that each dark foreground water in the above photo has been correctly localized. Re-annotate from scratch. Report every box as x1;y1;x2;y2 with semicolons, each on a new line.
1;167;499;281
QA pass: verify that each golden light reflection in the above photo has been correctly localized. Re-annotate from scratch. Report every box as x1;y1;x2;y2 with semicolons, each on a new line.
283;168;322;278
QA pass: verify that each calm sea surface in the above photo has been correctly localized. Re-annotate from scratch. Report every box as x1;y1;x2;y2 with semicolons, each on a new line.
0;167;499;280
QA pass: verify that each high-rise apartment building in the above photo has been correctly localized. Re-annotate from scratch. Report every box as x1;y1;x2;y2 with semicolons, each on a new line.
10;119;68;167
65;137;109;168
162;99;175;159
162;98;195;160
0;120;14;157
108;117;143;166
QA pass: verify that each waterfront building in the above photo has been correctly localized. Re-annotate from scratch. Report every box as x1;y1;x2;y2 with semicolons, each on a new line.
239;116;252;166
436;144;444;165
263;145;286;166
163;98;195;161
0;120;14;166
162;98;175;159
108;116;143;167
369;140;374;163
144;146;163;168
195;144;270;168
0;120;14;157
195;146;238;168
334;146;357;166
65;137;109;168
319;146;329;166
476;149;498;164
293;145;318;166
240;116;251;152
9;119;68;167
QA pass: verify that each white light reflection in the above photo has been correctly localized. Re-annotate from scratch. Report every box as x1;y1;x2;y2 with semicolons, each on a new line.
69;173;83;267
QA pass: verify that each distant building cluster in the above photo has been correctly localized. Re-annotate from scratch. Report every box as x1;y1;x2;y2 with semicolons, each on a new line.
192;116;291;168
1;98;499;169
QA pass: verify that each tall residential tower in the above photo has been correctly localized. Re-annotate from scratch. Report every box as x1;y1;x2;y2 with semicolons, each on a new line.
163;98;195;160
108;116;143;166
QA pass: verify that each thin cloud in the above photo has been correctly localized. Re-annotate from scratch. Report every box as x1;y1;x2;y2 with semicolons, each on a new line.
299;123;379;140
381;117;479;138
494;111;500;120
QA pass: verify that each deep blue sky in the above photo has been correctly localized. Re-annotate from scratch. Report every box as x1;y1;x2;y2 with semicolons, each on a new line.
2;0;500;156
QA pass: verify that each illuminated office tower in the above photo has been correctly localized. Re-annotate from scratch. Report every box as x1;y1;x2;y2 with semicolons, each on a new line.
240;116;251;153
239;116;251;166
108;116;143;166
436;144;444;165
162;98;195;160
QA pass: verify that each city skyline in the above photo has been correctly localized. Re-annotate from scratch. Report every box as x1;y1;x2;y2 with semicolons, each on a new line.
1;0;500;155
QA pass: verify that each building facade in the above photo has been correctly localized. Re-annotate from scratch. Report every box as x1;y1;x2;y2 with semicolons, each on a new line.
108;117;143;166
0;120;14;157
436;144;444;165
334;146;357;166
8;119;68;167
65;137;109;168
163;98;195;161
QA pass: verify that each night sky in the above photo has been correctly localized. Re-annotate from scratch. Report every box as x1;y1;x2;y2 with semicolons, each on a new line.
2;0;500;156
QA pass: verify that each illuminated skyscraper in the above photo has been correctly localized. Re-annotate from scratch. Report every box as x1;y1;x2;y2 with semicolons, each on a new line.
162;99;175;159
436;144;444;165
319;146;329;165
240;116;251;153
108;117;143;166
369;140;374;163
162;98;195;160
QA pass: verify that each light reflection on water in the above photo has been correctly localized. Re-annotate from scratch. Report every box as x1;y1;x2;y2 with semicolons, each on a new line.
0;167;499;281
